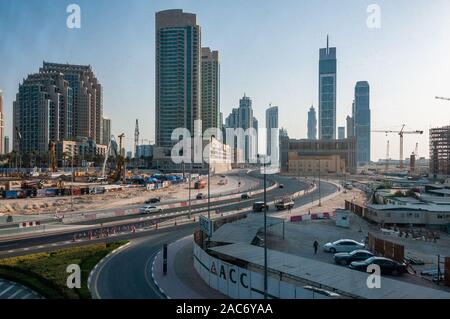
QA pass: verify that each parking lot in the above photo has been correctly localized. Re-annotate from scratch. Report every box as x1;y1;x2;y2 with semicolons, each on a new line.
266;214;450;292
0;279;42;299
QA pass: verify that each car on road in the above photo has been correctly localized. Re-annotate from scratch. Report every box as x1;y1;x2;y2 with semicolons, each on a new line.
241;193;251;199
253;201;269;212
323;239;365;253
145;197;161;204
349;257;407;276
333;250;374;265
278;184;285;189
196;193;205;200
139;205;163;214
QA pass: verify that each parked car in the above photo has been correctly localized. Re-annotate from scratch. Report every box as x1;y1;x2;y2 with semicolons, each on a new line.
323;239;365;253
278;184;285;189
253;201;269;212
145;197;161;204
139;205;163;214
241;193;251;199
333;250;374;266
302;286;341;299
196;193;205;200
349;257;407;275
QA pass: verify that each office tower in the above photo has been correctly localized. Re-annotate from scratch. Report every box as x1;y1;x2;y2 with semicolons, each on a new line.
41;62;103;144
219;112;223;130
155;9;201;148
307;105;317;140
4;136;9;154
338;127;345;139
224;94;257;162
102;117;111;146
201;47;220;133
318;36;337;140
13;72;74;154
346;115;354;138
279;128;289;172
0;90;4;155
354;81;371;166
430;126;450;177
266;105;278;155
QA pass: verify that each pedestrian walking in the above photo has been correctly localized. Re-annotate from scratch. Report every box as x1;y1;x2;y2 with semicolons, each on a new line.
313;240;319;255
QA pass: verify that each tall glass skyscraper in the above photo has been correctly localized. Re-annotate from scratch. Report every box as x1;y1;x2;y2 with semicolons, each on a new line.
354;81;371;166
201;47;220;134
318;36;337;140
307;105;317;140
266;105;278;155
155;9;201;148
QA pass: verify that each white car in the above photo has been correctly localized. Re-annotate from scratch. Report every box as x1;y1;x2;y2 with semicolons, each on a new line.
323;239;365;253
140;205;163;214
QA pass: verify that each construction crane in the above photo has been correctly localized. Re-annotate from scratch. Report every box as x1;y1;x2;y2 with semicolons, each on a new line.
102;133;126;183
373;125;423;170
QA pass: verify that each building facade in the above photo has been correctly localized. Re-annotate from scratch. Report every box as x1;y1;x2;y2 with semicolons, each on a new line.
102;117;111;146
346;115;354;138
201;47;220;133
266;105;278;156
286;138;356;175
318;36;337;140
4;136;9;154
155;9;201;148
136;144;154;158
338;126;345;140
55;138;107;166
354;81;371;166
41;62;103;144
307;105;317;140
279;128;289;173
430;125;450;178
0;90;4;155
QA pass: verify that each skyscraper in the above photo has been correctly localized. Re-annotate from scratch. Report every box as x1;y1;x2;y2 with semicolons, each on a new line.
41;62;103;144
102;117;111;146
155;9;201;148
318;36;337;140
338;126;345;140
4;136;9;154
0;90;4;155
307;105;317;140
346;115;354;138
201;47;220;134
266;105;278;155
354;81;371;166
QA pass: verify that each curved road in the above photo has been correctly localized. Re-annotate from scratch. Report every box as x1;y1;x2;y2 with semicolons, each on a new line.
90;178;338;299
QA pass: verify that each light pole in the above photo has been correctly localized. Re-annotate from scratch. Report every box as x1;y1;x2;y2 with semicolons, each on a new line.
71;150;74;211
258;154;268;300
188;162;192;219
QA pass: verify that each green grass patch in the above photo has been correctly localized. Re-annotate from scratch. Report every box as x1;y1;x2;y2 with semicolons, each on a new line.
0;241;128;299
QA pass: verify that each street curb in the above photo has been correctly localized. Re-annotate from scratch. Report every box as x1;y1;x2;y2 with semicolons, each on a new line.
88;241;131;299
151;250;170;299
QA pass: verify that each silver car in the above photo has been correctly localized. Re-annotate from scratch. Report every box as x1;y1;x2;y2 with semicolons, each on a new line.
323;239;365;253
140;205;163;214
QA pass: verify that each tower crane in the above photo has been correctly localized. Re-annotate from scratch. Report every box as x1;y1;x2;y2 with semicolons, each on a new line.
372;125;423;170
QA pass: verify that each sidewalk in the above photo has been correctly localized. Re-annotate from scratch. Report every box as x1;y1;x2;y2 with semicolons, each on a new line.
152;235;227;299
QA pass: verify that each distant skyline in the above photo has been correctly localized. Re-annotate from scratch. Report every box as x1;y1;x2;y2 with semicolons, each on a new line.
1;0;450;160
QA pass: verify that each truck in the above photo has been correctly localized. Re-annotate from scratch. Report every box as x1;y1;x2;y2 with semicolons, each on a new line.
194;180;206;189
275;197;294;211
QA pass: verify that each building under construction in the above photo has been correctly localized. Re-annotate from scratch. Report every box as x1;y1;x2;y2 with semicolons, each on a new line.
430;125;450;178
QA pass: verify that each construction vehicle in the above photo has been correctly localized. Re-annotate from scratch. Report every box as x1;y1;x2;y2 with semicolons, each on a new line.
101;133;126;183
275;197;294;211
372;125;423;169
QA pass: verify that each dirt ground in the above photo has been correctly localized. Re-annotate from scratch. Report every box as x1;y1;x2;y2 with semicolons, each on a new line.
0;174;256;216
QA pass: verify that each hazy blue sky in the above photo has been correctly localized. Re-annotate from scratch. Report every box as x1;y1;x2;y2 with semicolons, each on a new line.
1;0;450;160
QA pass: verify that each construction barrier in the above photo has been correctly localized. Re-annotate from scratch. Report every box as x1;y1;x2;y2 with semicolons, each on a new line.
290;212;334;223
368;233;404;262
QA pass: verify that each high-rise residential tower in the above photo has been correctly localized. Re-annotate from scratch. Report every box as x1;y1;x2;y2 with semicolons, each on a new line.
0;90;4;155
41;62;103;144
346;115;354;138
266;105;278;155
4;136;9;154
354;81;371;166
155;9;201;148
307;105;317;140
338;126;345;140
201;47;220;134
318;36;337;140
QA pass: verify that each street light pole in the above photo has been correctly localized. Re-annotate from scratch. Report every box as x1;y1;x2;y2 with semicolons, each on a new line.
318;158;322;207
71;150;74;211
264;159;268;300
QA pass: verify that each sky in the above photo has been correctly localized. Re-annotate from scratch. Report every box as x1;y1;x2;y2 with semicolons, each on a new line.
1;0;450;161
